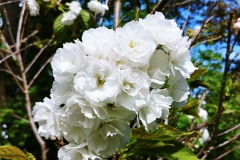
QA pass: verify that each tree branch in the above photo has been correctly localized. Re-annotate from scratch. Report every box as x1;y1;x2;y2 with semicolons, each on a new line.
151;0;169;14
214;144;240;160
216;123;240;137
190;35;223;49
201;132;240;160
24;38;53;74
28;55;54;88
114;0;121;29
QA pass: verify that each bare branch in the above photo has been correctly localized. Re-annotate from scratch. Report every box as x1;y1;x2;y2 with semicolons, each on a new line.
0;51;24;92
0;68;23;81
0;0;22;6
214;144;240;160
151;0;169;14
99;0;109;26
114;0;121;29
15;1;26;50
172;0;192;6
24;38;53;74
21;30;39;43
201;132;240;160
0;42;36;64
10;112;29;123
28;55;54;88
190;2;218;45
20;10;29;42
145;0;151;14
2;6;15;45
182;4;191;34
1;33;13;53
216;123;240;137
190;36;223;49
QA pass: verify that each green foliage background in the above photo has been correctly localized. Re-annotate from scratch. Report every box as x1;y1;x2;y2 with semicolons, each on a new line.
0;0;240;159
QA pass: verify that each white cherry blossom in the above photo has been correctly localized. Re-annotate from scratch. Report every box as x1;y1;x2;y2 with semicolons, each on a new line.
87;0;109;14
74;57;120;106
113;21;157;68
27;0;39;16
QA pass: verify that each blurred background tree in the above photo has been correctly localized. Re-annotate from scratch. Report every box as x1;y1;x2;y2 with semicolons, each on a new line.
0;0;239;159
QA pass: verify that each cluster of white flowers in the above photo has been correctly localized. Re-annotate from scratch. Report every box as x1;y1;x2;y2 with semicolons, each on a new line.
61;1;82;26
33;12;197;159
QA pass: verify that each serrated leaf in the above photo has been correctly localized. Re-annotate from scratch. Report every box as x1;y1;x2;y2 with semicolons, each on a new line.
78;9;95;30
53;14;67;42
132;124;193;141
190;67;208;79
0;145;27;160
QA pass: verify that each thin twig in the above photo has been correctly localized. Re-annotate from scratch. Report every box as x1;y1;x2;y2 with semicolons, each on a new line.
182;3;191;34
0;0;22;6
2;6;15;45
28;55;54;88
201;132;240;160
20;10;29;42
190;36;223;49
99;0;109;26
21;30;39;43
10;112;29;123
145;0;151;13
166;0;192;7
0;43;36;64
1;33;13;53
151;0;169;14
24;38;53;73
216;123;240;137
190;2;218;45
0;51;24;92
0;68;23;81
214;144;240;160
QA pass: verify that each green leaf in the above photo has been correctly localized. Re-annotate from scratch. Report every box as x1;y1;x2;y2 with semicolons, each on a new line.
132;124;193;141
0;145;27;160
179;99;200;118
120;139;199;160
78;9;96;30
190;67;208;79
189;80;209;88
24;150;36;160
53;14;67;42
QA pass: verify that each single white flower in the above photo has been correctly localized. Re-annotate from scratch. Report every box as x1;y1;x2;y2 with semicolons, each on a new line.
74;57;120;106
87;119;130;158
169;36;197;78
233;18;240;30
140;12;182;49
51;39;85;83
199;128;209;144
115;66;151;112
61;11;77;26
168;71;190;102
58;143;100;160
82;27;115;59
138;89;172;131
32;97;60;138
199;108;208;121
148;49;170;88
87;0;109;14
113;21;157;68
27;0;40;16
69;1;82;15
